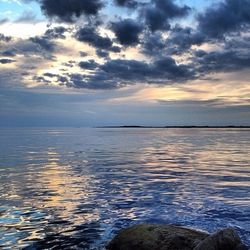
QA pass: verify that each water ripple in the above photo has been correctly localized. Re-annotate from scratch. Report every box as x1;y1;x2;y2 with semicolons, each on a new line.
0;128;249;249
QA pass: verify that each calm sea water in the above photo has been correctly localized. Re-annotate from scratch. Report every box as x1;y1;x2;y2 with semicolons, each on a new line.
0;128;249;249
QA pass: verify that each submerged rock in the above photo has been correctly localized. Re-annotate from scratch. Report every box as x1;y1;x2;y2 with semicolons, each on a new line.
107;224;247;250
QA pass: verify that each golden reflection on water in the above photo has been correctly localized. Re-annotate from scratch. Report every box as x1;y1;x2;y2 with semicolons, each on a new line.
37;149;99;230
0;147;100;248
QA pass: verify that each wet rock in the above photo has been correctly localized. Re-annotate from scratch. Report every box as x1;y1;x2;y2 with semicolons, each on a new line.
194;228;245;250
107;224;209;250
107;224;247;250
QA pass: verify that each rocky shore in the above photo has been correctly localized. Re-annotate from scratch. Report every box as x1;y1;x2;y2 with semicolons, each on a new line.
107;224;248;250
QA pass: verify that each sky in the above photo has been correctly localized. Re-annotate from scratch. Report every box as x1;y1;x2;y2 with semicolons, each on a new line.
0;0;250;127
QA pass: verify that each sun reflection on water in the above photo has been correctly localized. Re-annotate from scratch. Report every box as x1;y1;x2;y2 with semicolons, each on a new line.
0;128;249;249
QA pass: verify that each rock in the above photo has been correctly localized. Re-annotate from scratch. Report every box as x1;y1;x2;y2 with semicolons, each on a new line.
107;224;248;250
106;224;209;250
194;228;245;250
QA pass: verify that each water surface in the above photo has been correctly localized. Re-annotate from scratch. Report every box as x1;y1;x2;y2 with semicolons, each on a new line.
0;128;249;249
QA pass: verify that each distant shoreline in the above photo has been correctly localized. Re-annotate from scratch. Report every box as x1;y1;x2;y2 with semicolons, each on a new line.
98;125;250;129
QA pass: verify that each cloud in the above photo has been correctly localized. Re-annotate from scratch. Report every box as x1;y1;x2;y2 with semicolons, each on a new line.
158;99;225;107
1;0;250;95
29;36;56;52
15;11;40;23
37;0;104;22
31;56;194;90
142;0;190;31
62;60;76;68
0;40;39;63
153;57;193;80
0;33;12;42
141;25;204;56
75;27;114;50
111;19;143;46
140;32;165;56
195;50;250;74
157;98;250;109
0;58;16;64
67;73;124;89
0;50;17;57
85;57;193;88
113;0;138;8
44;26;68;39
100;59;151;81
79;60;99;70
0;18;9;25
198;0;250;39
79;51;88;57
96;49;109;58
3;38;52;56
27;26;68;54
165;26;205;54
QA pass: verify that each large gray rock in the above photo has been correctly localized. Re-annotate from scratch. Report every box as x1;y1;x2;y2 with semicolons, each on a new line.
107;224;209;250
194;228;247;250
107;224;247;250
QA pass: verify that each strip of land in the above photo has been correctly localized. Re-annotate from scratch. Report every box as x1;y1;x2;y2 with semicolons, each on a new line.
99;125;250;128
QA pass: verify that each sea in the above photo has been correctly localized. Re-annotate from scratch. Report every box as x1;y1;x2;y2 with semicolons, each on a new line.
0;128;249;249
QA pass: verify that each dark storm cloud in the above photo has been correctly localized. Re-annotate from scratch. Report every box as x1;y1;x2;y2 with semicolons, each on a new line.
36;70;123;89
153;57;192;80
100;59;151;81
32;55;194;90
0;34;63;87
109;46;121;53
141;26;204;57
67;73;123;89
44;26;68;39
0;33;12;42
1;27;69;60
111;19;143;46
195;50;250;74
79;60;99;70
62;60;76;68
166;26;205;54
43;72;58;78
29;36;56;52
96;49;109;58
141;33;165;56
33;75;51;84
36;0;104;22
38;72;69;84
142;0;190;31
0;50;16;57
75;27;113;50
28;27;68;53
225;36;250;51
4;38;52;56
0;58;16;64
198;0;250;39
143;7;170;31
2;0;250;93
23;27;67;57
114;0;138;8
90;57;193;86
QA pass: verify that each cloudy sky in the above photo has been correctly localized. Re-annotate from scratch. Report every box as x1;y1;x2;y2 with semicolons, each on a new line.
0;0;250;126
